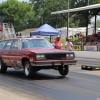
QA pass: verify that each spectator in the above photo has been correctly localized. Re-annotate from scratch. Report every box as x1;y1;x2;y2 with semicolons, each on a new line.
65;38;73;51
53;35;62;49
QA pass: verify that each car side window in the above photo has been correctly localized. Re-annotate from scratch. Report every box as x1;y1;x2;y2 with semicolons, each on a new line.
4;40;13;50
0;41;7;49
11;40;18;49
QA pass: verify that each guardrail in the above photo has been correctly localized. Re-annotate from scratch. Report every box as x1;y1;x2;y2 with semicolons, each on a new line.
72;43;100;51
62;42;100;51
72;45;82;51
73;51;100;59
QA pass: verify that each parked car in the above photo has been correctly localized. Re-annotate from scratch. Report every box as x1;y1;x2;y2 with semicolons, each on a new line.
0;37;77;78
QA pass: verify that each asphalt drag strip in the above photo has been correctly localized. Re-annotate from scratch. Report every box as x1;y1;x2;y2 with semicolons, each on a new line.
70;64;100;76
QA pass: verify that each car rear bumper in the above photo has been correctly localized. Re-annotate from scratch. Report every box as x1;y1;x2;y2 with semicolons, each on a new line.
31;59;77;67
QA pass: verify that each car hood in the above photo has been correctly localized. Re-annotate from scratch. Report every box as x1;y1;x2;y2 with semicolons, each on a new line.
23;48;73;54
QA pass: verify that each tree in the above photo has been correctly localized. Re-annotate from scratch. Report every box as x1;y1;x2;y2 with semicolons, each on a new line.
91;19;100;28
70;0;100;27
29;0;75;28
0;0;34;31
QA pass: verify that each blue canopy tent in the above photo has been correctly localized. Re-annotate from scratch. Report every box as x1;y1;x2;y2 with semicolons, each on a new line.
30;24;61;36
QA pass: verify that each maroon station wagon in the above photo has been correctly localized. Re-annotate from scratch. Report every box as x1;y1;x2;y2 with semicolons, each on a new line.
0;37;77;78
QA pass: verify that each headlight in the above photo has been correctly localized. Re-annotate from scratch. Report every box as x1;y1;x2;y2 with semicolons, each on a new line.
66;54;70;57
70;54;74;58
66;53;74;58
36;54;45;60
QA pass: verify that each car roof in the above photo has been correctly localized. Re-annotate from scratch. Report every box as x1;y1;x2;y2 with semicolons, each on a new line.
0;37;46;42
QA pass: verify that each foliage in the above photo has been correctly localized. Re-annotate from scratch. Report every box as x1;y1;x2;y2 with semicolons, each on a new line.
29;0;76;28
91;19;100;28
0;0;34;32
70;0;100;27
0;0;100;32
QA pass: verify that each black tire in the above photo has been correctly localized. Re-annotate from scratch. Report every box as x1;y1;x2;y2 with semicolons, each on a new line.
0;59;7;73
34;68;41;72
24;61;34;78
59;65;69;76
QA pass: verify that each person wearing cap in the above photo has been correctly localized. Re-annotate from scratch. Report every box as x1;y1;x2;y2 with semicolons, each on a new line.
53;35;62;49
65;38;73;51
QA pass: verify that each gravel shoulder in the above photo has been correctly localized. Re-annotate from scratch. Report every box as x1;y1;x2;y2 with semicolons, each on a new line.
0;86;44;100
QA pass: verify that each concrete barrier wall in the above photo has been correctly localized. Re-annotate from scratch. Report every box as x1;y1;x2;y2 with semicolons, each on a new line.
73;51;100;59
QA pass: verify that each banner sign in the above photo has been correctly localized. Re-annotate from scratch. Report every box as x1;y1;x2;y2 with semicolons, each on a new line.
84;45;97;51
72;45;82;51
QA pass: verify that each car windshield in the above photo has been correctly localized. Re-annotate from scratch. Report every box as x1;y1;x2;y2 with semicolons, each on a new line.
21;39;53;49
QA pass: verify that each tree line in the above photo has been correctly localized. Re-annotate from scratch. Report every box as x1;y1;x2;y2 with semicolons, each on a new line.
0;0;100;32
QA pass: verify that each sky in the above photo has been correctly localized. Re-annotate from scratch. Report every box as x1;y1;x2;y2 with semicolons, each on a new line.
0;0;29;3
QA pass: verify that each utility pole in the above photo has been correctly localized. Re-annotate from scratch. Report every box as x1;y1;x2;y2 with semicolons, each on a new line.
26;19;28;29
87;0;89;5
42;17;43;25
39;16;43;25
67;0;69;39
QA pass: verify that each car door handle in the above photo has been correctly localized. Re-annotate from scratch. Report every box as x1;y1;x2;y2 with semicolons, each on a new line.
9;52;11;53
1;52;3;53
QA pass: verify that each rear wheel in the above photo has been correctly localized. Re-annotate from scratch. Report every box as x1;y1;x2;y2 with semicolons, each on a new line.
0;59;7;73
59;65;69;76
24;61;34;78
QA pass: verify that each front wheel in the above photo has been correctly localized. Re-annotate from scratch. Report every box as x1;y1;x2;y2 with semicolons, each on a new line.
24;61;34;78
0;59;7;73
59;65;69;76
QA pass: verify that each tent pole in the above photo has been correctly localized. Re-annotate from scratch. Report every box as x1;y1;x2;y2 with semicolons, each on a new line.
50;36;51;43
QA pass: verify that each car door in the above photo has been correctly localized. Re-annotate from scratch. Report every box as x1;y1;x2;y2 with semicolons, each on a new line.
9;39;22;68
2;40;13;66
0;40;8;63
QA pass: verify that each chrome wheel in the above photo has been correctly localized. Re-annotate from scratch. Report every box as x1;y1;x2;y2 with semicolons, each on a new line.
25;63;30;76
24;61;34;78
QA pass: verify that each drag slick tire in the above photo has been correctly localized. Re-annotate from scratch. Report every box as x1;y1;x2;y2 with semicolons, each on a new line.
59;65;69;76
0;59;7;73
24;61;34;78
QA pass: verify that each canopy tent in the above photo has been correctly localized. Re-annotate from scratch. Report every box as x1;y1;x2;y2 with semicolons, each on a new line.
30;24;60;36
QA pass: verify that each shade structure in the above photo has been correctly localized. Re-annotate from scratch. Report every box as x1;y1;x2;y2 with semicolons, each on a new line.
30;24;60;36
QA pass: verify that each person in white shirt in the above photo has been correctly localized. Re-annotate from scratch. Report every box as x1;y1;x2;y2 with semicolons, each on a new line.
65;38;73;51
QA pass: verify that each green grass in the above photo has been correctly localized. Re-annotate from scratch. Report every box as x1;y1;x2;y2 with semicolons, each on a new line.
61;37;83;43
61;37;83;49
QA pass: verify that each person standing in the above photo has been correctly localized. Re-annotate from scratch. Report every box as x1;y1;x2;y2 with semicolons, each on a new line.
65;38;73;51
53;35;62;49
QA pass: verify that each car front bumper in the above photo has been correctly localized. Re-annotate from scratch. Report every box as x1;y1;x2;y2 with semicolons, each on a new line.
31;59;77;67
